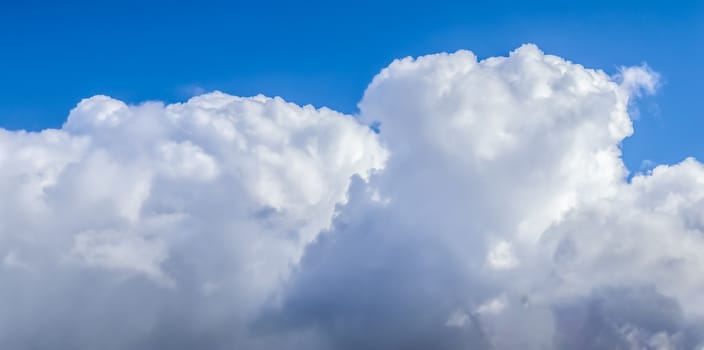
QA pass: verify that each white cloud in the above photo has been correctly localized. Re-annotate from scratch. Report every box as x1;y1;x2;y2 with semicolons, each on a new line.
265;45;704;350
0;91;386;349
2;251;30;270
617;64;660;97
446;309;471;328
475;295;507;315
2;44;703;349
71;229;172;286
487;241;518;270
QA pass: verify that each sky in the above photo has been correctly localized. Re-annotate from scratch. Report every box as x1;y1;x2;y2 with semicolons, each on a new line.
2;1;704;350
1;0;702;172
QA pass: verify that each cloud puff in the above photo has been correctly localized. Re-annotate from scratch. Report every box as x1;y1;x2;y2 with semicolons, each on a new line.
1;44;703;349
0;92;386;349
262;45;704;349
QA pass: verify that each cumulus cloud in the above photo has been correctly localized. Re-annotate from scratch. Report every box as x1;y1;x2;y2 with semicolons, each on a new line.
261;45;704;349
0;92;386;349
2;44;703;349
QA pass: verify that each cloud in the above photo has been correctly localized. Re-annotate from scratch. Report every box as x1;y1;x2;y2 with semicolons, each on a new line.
260;45;704;349
1;44;703;349
617;64;660;97
0;92;386;349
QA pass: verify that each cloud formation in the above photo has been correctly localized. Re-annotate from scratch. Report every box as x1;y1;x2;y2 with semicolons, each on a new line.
1;44;703;349
0;93;386;349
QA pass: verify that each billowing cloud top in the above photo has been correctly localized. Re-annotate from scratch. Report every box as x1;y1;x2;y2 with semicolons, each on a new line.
1;44;702;350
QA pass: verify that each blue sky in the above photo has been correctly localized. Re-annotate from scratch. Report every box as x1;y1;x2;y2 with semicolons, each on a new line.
0;0;702;172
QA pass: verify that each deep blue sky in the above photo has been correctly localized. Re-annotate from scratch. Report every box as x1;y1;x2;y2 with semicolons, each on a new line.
1;0;702;172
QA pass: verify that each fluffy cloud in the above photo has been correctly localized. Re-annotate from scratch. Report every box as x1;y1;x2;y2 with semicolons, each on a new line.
262;45;704;349
0;92;386;349
1;44;703;349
